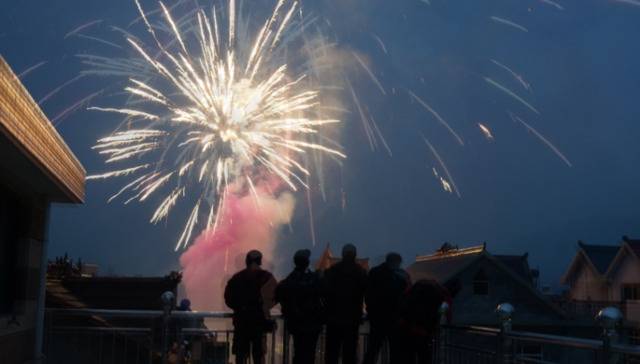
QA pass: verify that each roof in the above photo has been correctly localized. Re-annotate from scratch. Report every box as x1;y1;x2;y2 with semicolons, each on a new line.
408;243;565;319
46;273;181;310
578;241;619;275
623;236;640;258
561;238;638;285
604;236;640;279
408;244;485;284
494;254;533;284
0;56;85;203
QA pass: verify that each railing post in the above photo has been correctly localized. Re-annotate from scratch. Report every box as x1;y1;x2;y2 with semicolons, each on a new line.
496;303;514;364
282;321;290;364
160;291;175;364
437;302;450;364
596;306;622;364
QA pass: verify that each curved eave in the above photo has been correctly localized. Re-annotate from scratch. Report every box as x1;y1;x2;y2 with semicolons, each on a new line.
0;56;85;203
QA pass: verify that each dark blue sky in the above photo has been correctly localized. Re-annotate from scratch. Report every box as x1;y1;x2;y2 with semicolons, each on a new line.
1;0;639;289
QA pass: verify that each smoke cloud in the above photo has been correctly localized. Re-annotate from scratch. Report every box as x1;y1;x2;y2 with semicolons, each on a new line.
179;181;295;311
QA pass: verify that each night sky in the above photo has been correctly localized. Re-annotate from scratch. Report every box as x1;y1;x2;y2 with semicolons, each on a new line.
1;0;639;290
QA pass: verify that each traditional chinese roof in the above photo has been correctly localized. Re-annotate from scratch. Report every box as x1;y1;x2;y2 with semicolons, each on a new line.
409;243;486;283
408;242;565;319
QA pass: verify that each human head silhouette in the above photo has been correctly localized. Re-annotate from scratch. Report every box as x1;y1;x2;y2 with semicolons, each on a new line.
385;252;402;269
342;244;357;262
245;250;263;267
293;249;311;269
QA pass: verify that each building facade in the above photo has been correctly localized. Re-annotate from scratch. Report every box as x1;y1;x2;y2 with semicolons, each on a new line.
560;237;640;324
407;243;564;327
0;56;85;364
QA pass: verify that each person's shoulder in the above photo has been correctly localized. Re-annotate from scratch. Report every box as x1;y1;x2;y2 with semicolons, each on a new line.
258;268;275;281
229;269;246;281
368;264;383;275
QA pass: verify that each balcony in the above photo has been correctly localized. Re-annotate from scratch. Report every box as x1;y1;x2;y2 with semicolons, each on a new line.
43;301;640;364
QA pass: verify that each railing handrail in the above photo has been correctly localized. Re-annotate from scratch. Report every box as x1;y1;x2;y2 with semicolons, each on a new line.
51;325;152;333
506;329;604;351
45;307;285;319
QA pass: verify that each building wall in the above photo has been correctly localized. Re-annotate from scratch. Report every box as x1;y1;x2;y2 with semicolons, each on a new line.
0;184;49;364
451;258;561;326
609;251;640;301
567;259;609;301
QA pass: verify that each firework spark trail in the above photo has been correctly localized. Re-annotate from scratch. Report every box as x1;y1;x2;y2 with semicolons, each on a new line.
305;173;317;247
484;77;540;115
348;81;377;150
17;61;47;79
490;59;531;92
371;34;388;55
89;0;345;249
432;168;453;194
422;135;461;198
612;0;640;7
78;55;151;77
39;75;86;105
75;34;124;49
65;19;103;39
511;114;572;167
408;90;465;146
370;115;393;156
478;123;494;141
540;0;565;10
490;16;529;33
53;90;103;125
352;52;386;96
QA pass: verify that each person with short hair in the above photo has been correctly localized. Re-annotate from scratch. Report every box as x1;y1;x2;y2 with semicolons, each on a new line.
322;244;368;364
363;252;411;364
276;249;324;364
224;250;277;364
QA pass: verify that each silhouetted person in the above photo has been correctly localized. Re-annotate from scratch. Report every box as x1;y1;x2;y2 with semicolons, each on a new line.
443;279;462;324
322;244;368;364
363;253;411;364
224;250;277;364
276;249;324;364
398;279;446;364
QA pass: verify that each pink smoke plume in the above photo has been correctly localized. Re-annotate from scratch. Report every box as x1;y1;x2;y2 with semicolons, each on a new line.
179;179;295;311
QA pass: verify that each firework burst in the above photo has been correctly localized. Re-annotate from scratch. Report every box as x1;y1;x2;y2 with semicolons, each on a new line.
88;0;345;250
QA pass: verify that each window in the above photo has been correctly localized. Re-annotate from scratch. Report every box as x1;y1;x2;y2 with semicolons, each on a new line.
473;269;489;295
622;284;640;301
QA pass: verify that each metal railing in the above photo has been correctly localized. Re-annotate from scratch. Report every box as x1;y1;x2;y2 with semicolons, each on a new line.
43;294;640;364
435;303;640;364
43;307;377;364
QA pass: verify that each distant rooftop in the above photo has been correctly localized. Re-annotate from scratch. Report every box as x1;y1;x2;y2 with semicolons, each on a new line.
409;242;535;286
577;241;619;275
